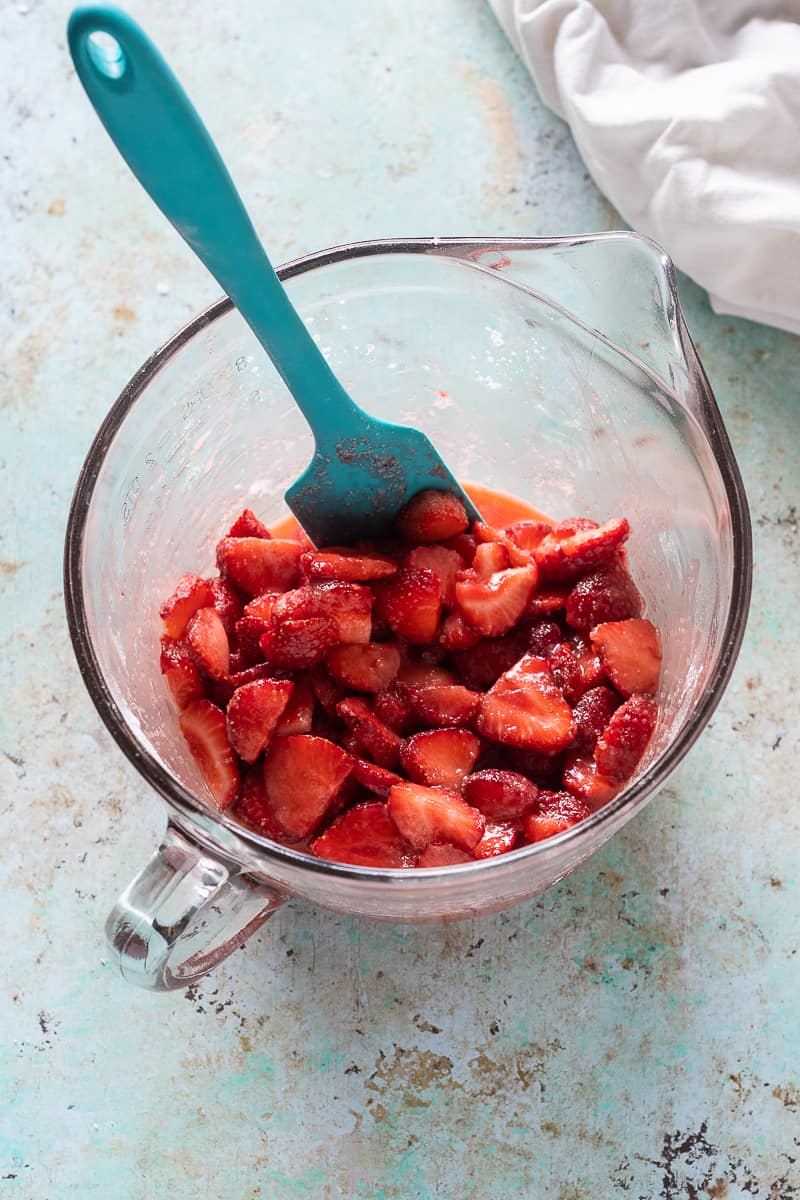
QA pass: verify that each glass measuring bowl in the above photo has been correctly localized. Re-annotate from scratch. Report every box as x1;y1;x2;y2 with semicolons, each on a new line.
64;233;751;991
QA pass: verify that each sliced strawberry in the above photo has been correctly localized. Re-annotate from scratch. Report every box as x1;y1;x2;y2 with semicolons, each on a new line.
474;821;520;859
396;661;456;688
403;684;481;728
450;629;529;690
160;636;205;710
271;581;373;644
590;618;662;696
234;765;286;839
400;729;481;789
395;489;469;544
185;607;230;680
565;557;644;632
477;654;576;753
227;508;271;539
308;666;347;714
243;593;276;621
351;758;403;797
260;616;338;669
455;565;538;638
439;610;483;652
534;517;630;581
470;541;511;578
417;843;473;867
405;545;463;606
528;619;563;658
226;678;294;764
572;686;621;753
275;672;315;735
523;790;591;841
387;782;485;851
503;519;552;552
372;567;442;644
525;584;571;617
325;642;402;693
301;549;398;582
441;531;478;564
336;697;402;767
310;802;415;868
570;635;606;691
594;694;657;782
562;756;621;810
473;523;535;569
462;768;539;821
548;642;585;703
216;536;303;597
206;661;275;707
178;699;239;809
159;573;215;639
234;614;271;664
207;576;244;637
373;686;416;735
262;734;353;838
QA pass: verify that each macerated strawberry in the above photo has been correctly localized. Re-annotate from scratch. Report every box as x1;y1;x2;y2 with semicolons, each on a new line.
562;756;621;809
396;661;456;688
470;540;511;578
548;642;585;702
441;531;478;564
160;636;205;710
506;746;566;789
455;565;538;638
528;620;563;658
185;607;230;680
477;654;576;752
216;536;303;597
227;508;271;539
523;790;591;841
325;642;402;693
160;573;215;638
439;610;483;652
395;489;469;543
178;699;239;809
260;616;338;669
336;697;402;767
525;584;571;617
373;686;416;735
474;820;520;858
275;672;315;735
570;636;606;690
473;523;536;569
534;517;630;581
417;843;473;867
372;567;442;644
450;628;529;690
206;661;275;707
405;545;463;606
262;734;353;838
234;614;271;664
503;519;553;552
565;557;644;632
572;686;621;753
207;576;244;636
301;549;398;582
590;618;662;696
400;728;481;788
308;666;347;714
403;684;481;728
594;694;657;782
271;581;373;644
226;678;294;764
243;593;276;621
234;766;285;839
351;758;403;797
311;802;415;868
462;768;539;821
387;782;485;851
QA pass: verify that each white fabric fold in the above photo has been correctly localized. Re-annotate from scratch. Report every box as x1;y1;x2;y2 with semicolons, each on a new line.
490;0;800;333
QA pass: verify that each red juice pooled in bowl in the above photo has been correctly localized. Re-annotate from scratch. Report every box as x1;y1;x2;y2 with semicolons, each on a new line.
158;484;662;868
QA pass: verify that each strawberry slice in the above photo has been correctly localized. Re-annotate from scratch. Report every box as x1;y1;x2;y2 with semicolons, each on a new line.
216;536;302;597
403;684;481;728
462;768;539;821
159;574;215;639
470;541;511;578
474;820;520;858
562;756;621;810
405;545;463;606
477;654;576;752
503;519;553;552
571;686;620;753
534;517;630;581
178;699;239;809
473;523;536;569
206;661;275;707
439;610;483;652
301;549;398;582
523;790;591;842
395;489;469;543
260;616;338;669
565;557;644;632
594;694;657;782
590;618;662;696
525;584;571;617
528;620;563;658
275;672;315;735
234;614;272;664
400;729;481;789
372;568;442;644
455;565;538;638
226;678;294;764
308;666;347;714
227;508;271;539
387;782;485;851
243;593;276;621
373;687;416;735
396;661;456;688
310;802;415;868
207;576;244;636
441;531;478;564
271;581;373;645
160;636;205;710
185;607;230;680
262;734;353;838
235;765;286;839
351;758;403;797
450;629;529;690
325;642;402;693
417;843;473;867
336;697;402;767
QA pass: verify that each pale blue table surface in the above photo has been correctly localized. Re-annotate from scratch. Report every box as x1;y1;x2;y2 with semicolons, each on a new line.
1;2;798;1197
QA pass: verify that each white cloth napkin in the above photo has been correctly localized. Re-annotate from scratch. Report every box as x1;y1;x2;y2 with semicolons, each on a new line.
489;0;800;334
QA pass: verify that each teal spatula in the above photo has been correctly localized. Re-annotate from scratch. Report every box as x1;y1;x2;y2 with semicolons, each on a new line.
67;6;481;547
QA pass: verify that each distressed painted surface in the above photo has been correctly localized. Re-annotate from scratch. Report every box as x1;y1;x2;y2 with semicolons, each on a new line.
1;1;798;1197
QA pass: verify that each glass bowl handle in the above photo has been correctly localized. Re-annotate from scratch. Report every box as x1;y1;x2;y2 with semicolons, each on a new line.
104;820;286;991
